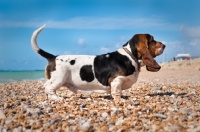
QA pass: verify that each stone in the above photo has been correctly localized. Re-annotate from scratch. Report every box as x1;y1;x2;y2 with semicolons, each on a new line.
80;121;90;130
134;101;140;106
115;118;124;126
152;114;168;119
152;86;162;90
101;112;108;118
0;110;6;119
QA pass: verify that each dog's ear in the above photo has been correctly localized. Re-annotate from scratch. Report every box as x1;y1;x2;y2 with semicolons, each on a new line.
140;48;161;72
135;34;161;72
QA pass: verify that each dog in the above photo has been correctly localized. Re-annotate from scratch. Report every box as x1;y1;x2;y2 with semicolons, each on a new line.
31;25;165;102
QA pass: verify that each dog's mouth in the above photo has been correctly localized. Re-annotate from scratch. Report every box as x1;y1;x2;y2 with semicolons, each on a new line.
146;65;161;72
155;47;164;56
155;44;166;56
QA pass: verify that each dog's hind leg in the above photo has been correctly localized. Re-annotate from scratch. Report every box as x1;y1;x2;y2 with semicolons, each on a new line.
44;70;68;101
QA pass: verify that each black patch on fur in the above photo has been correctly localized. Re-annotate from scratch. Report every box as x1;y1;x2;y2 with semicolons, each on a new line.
38;49;56;62
146;34;152;42
94;51;135;86
70;60;75;65
60;59;63;61
80;65;94;82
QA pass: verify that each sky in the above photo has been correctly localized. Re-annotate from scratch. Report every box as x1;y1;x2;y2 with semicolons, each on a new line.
0;0;200;70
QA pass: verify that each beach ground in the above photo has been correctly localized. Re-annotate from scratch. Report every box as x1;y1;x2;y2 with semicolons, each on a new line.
0;60;200;131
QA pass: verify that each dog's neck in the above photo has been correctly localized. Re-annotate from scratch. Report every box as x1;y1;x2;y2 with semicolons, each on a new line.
123;43;132;53
123;44;141;71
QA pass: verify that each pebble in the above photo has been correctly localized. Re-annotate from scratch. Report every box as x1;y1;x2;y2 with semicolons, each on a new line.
46;107;53;113
0;110;6;119
89;110;98;115
186;102;193;107
190;90;196;95
4;103;10;108
127;104;134;109
134;101;140;106
101;112;108;118
115;118;124;126
168;107;176;112
109;125;115;131
152;114;168;119
133;97;137;101
5;119;12;124
152;86;162;90
170;94;175;98
111;107;118;112
80;121;90;130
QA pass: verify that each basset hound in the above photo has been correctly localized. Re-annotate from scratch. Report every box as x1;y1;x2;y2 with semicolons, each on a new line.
31;25;165;102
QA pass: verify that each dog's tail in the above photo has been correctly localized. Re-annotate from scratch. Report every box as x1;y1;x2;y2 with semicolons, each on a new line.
31;24;56;62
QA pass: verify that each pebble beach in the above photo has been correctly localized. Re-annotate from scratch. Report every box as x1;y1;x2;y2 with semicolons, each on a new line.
0;59;200;132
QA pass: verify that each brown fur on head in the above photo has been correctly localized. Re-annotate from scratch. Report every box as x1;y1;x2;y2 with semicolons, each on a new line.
134;34;165;72
146;35;165;57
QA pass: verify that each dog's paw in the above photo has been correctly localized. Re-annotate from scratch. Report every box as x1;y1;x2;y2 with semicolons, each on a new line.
47;94;64;102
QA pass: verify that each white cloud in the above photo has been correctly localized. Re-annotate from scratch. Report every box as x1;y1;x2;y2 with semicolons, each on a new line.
115;43;121;49
180;25;200;39
64;51;71;55
45;17;175;30
189;39;200;47
78;38;85;45
167;41;181;46
180;26;200;49
100;47;110;53
120;36;126;41
0;21;41;28
0;16;176;30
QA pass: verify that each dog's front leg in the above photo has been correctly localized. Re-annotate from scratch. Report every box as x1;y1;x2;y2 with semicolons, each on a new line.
110;77;123;104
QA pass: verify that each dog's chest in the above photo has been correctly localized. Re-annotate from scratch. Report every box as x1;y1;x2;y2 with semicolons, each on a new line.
121;73;139;90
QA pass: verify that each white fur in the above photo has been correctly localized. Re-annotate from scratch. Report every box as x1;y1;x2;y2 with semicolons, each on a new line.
31;24;46;52
157;47;164;55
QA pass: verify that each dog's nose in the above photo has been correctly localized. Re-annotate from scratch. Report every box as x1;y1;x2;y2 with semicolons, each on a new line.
163;45;166;49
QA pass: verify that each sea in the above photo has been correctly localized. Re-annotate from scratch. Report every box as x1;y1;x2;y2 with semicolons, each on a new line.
0;70;45;83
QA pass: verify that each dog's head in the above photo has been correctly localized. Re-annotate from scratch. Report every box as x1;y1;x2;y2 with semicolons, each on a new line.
125;34;165;72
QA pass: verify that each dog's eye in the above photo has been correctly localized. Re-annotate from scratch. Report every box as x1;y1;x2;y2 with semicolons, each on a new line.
148;40;156;45
151;40;157;45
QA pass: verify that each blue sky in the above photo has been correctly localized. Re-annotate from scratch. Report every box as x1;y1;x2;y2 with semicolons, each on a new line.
0;0;200;70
